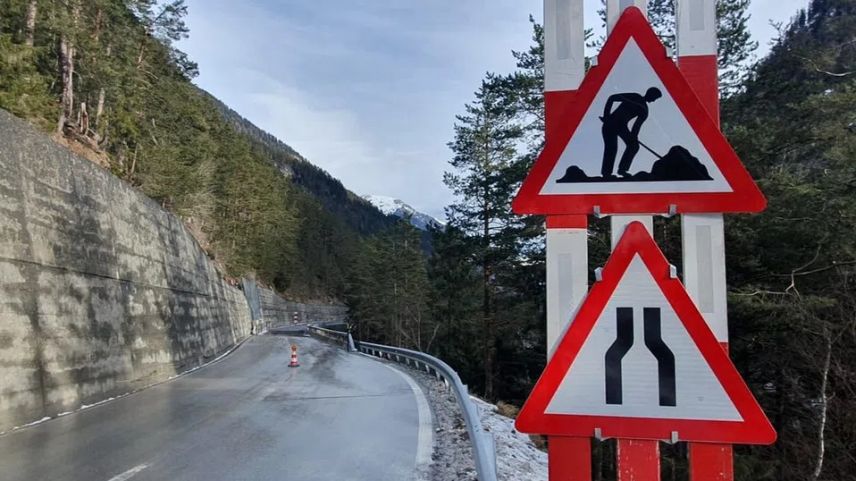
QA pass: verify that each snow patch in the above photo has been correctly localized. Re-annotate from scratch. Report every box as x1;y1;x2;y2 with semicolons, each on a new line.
21;416;51;428
363;194;445;231
471;397;548;481
380;353;547;481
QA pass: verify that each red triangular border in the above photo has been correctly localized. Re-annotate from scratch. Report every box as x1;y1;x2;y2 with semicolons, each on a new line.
512;7;766;215
515;222;776;444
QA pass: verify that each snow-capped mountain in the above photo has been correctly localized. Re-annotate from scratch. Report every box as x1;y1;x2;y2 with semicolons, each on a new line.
363;195;445;231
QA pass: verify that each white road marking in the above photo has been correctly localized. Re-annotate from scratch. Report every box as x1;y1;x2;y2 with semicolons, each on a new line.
106;464;149;481
1;338;255;437
371;357;434;481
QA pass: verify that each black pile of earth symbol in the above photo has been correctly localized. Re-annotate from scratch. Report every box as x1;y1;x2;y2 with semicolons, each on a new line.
636;146;713;181
556;166;590;183
556;146;713;183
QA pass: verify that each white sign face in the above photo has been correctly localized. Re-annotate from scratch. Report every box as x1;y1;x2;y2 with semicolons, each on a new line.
539;39;732;195
545;255;741;421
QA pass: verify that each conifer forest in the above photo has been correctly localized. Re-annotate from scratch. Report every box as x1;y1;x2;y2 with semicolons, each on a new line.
0;0;854;478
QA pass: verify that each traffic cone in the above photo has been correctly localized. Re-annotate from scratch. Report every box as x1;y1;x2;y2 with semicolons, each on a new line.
289;344;300;367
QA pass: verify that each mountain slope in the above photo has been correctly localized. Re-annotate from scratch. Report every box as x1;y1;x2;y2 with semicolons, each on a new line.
363;194;444;231
0;1;392;299
210;97;396;236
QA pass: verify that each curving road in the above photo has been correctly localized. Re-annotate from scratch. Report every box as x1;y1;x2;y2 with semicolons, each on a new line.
0;336;432;481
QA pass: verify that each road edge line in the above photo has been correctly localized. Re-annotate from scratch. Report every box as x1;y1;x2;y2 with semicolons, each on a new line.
369;356;435;480
105;463;149;481
0;335;254;436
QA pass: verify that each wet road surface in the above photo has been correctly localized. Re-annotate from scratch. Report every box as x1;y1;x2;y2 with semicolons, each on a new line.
0;335;430;481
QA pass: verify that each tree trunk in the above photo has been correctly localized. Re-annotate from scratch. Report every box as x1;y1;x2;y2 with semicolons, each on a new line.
95;44;111;130
482;205;495;399
56;36;74;133
137;39;147;67
56;1;79;134
24;0;37;47
96;89;106;127
483;300;495;399
78;102;89;135
92;8;103;42
130;145;138;176
393;278;399;346
811;328;832;481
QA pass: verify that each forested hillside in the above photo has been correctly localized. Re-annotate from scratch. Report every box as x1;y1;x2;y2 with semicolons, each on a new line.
2;0;853;478
721;0;855;477
212;97;395;236
344;0;855;479
0;0;396;299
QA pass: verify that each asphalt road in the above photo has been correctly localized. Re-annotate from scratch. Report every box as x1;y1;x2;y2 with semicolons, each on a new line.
0;335;432;481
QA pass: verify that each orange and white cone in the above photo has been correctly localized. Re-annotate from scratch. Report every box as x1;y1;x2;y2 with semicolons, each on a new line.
288;344;300;367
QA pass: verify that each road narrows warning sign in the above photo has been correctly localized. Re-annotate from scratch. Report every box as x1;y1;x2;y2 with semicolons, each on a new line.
515;222;776;444
512;7;766;215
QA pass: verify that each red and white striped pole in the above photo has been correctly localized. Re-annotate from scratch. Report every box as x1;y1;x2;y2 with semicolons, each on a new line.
605;0;655;280
604;1;663;480
676;0;734;479
541;0;735;478
543;1;591;479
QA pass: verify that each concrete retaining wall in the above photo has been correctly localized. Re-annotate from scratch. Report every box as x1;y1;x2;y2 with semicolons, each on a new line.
258;287;347;326
0;110;252;430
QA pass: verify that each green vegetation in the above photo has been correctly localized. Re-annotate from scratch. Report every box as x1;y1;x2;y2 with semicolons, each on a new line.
0;0;394;298
721;0;855;477
346;0;855;478
347;222;432;349
1;0;853;477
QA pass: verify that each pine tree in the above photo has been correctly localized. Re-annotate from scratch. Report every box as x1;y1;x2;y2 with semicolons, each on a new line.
718;2;856;477
0;0;364;299
345;221;432;350
444;75;528;399
597;0;758;95
128;0;197;78
428;225;483;385
381;222;432;349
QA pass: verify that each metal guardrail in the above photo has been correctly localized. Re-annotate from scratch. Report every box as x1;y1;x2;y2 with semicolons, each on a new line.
307;325;356;352
308;325;497;481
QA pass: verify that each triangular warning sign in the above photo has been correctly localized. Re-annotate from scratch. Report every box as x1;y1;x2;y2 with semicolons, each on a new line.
516;222;776;444
513;7;765;215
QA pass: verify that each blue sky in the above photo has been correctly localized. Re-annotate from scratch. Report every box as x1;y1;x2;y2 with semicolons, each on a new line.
181;0;808;219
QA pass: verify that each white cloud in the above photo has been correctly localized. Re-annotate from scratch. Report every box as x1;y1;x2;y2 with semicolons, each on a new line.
747;0;810;55
182;0;811;220
182;0;538;219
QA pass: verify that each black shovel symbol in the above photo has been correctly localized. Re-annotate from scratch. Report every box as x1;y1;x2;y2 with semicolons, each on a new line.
555;115;714;183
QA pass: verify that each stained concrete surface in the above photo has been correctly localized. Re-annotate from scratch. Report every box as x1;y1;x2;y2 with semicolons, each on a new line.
258;286;347;325
0;109;250;430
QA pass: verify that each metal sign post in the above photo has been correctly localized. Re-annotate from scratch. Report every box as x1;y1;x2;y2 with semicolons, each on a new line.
544;1;591;479
606;3;659;477
544;0;588;358
676;0;734;479
521;2;775;480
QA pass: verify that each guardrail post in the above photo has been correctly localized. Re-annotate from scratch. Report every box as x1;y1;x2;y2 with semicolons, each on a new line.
479;431;498;480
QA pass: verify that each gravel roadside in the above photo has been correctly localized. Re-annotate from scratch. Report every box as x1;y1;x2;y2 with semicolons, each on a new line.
379;358;548;481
